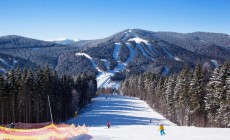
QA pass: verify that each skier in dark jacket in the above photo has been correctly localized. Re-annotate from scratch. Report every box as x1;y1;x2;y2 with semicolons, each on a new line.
10;122;15;129
106;121;110;128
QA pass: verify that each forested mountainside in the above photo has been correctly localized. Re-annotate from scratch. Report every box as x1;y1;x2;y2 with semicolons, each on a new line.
121;62;230;128
0;29;230;78
0;66;97;124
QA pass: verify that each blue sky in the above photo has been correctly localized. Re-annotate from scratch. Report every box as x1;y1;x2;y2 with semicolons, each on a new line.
0;0;229;40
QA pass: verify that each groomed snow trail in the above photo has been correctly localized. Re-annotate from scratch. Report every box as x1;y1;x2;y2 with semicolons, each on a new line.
75;31;160;89
0;58;14;69
67;95;230;140
76;53;115;88
128;37;154;60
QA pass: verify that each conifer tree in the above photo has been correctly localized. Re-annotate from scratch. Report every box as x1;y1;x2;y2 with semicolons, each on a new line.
165;75;176;121
215;62;230;127
205;66;221;125
189;64;205;126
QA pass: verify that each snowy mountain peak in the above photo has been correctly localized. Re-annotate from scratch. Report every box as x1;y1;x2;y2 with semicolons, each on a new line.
47;38;80;45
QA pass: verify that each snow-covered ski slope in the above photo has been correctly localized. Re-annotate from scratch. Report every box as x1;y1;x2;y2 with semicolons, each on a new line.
67;95;230;140
76;30;178;88
0;58;15;69
76;53;114;89
0;58;18;73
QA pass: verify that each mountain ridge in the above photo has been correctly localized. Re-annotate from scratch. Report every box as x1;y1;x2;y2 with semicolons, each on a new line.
0;29;229;83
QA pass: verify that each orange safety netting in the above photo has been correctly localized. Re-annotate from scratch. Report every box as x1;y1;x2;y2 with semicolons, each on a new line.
0;123;87;140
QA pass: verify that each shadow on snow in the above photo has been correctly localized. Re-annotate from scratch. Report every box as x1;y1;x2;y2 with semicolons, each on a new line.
66;95;166;127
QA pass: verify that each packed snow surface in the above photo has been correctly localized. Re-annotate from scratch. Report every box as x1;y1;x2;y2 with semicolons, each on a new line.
68;95;230;140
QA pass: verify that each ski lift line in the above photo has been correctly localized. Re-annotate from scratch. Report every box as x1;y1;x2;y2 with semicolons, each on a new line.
48;96;53;124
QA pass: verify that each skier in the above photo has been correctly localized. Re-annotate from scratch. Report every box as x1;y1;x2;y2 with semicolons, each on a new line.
106;121;110;128
10;122;15;129
158;124;165;135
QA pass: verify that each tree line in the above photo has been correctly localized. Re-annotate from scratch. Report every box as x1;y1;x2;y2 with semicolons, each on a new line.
121;62;230;128
0;66;97;125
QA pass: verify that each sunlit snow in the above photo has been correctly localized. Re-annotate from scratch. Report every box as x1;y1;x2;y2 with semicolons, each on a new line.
68;95;230;140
